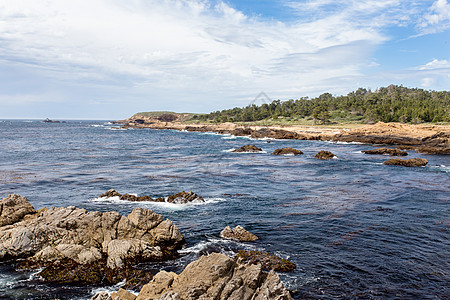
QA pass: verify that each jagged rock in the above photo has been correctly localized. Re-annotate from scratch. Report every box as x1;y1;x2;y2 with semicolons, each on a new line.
0;194;36;227
230;128;253;136
99;189;153;202
166;191;204;204
314;150;336;160
251;128;300;140
232;145;263;153
111;288;137;300
0;196;184;285
417;146;450;155
362;148;407;156
383;158;428;167
99;190;204;204
220;225;259;242
124;253;293;300
234;250;296;272
272;148;303;156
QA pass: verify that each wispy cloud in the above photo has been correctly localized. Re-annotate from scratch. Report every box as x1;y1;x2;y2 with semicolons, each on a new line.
0;0;448;118
418;0;450;34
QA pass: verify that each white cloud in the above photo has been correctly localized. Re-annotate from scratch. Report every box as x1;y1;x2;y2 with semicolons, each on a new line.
418;0;450;33
419;58;450;70
0;0;447;118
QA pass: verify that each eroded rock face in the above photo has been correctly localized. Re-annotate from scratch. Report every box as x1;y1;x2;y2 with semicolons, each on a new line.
383;158;428;167
232;145;263;153
234;250;296;272
0;194;36;227
0;195;184;285
272;148;303;156
362;148;407;156
314;150;336;160
127;253;292;300
220;225;259;242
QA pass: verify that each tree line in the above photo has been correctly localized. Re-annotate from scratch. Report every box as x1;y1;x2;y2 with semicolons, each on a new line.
195;85;450;124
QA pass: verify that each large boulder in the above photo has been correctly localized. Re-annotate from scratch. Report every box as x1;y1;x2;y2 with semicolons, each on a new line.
126;253;292;300
232;145;263;153
0;194;36;227
314;150;336;160
362;148;407;156
272;148;303;156
0;196;184;285
383;158;428;167
220;225;259;242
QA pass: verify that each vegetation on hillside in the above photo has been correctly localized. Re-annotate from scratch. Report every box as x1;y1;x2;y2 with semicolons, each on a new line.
195;85;450;124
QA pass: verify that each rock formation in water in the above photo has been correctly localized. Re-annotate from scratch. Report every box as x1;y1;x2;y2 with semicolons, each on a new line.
272;148;304;156
220;225;259;242
232;145;264;153
362;148;407;156
0;194;184;285
92;253;293;300
383;158;428;167
314;150;336;160
99;189;204;204
234;250;297;272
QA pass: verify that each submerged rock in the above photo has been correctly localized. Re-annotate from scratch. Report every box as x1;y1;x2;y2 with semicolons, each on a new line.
314;150;336;160
220;225;259;242
234;250;296;272
232;145;263;153
272;148;303;156
0;194;184;285
362;148;407;156
383;158;428;167
93;253;293;300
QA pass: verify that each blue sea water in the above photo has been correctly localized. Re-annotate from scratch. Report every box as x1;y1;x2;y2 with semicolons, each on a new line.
0;120;449;299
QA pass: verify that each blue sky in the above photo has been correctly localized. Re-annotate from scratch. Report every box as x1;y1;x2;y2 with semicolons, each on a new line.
0;0;449;119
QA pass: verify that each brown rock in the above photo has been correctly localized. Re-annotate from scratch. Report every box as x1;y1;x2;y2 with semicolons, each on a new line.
362;148;407;156
0;194;36;227
133;253;293;300
166;191;204;204
383;158;428;167
0;196;184;285
99;189;153;202
234;250;296;272
314;150;336;160
232;145;263;153
220;225;259;242
111;288;137;300
272;148;303;156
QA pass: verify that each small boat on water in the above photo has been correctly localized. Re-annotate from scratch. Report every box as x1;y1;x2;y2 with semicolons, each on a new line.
43;118;60;123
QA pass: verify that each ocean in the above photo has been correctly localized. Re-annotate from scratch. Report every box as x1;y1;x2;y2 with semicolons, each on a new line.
0;120;449;299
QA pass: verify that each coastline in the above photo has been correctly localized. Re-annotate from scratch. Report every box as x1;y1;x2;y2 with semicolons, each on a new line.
117;115;450;154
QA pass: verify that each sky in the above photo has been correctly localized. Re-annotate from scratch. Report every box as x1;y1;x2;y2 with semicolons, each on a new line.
0;0;449;119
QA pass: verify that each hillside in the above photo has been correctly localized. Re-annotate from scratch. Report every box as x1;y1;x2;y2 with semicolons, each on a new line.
195;85;450;125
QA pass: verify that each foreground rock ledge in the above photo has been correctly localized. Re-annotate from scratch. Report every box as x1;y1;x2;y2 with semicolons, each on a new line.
0;194;184;285
92;253;293;300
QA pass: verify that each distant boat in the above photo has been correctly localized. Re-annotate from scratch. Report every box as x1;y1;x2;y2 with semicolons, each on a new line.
43;118;60;123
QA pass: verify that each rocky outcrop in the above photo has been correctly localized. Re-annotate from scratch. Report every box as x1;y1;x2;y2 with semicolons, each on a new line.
164;191;204;204
383;158;428;167
220;225;259;242
362;148;407;156
99;189;154;202
93;253;293;300
99;190;204;204
232;145;264;153
314;150;336;160
0;194;36;227
235;250;296;272
272;148;303;156
0;194;184;285
250;128;303;140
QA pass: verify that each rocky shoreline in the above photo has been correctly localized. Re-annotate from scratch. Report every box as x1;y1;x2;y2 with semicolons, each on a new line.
1;194;295;299
117;115;450;154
